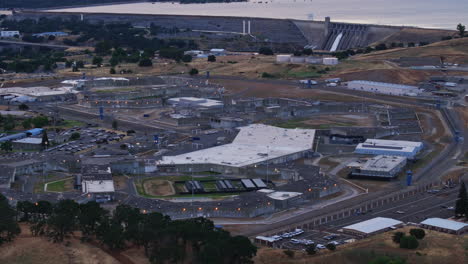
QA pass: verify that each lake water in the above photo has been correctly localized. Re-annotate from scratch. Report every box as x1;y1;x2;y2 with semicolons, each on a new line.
51;0;468;29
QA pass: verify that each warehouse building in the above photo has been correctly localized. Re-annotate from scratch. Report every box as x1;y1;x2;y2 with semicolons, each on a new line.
12;137;43;151
347;81;422;96
158;124;316;174
420;218;468;235
349;155;407;179
1;31;20;37
355;139;423;158
343;217;403;237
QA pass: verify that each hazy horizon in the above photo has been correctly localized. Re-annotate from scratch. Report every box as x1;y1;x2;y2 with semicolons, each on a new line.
50;0;468;29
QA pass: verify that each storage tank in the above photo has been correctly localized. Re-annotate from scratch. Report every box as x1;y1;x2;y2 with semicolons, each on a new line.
276;55;291;63
305;57;323;64
290;56;305;63
323;57;339;65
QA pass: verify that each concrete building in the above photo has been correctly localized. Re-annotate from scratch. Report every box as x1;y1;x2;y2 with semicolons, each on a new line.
0;166;16;189
209;117;247;129
209;48;226;56
260;189;304;210
420;218;468;235
323;57;339;65
355;139;423;158
347;81;422;96
12;137;43;151
32;31;69;37
159;124;316;174
168;97;223;109
1;31;20;37
343;217;403;237
349;155;407;179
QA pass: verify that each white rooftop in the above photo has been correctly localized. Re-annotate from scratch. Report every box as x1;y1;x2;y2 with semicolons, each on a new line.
267;191;302;201
82;180;115;193
13;137;42;144
356;139;423;153
160;124;315;168
358;155;407;172
168;97;223;108
0;86;76;97
420;218;468;231
348;80;419;89
343;217;403;234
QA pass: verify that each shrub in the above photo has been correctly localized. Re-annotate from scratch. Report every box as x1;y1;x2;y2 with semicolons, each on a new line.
138;58;153;67
181;54;192;63
392;232;405;244
258;47;274;55
400;235;419;249
283;249;294;258
409;229;425;239
207;55;216;62
326;243;336;251
69;132;80;141
189;68;199;76
306;245;316;255
261;72;275;78
109;68;116;74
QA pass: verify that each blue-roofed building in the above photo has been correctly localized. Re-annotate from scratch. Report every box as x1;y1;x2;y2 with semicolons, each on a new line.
0;128;43;143
32;32;69;37
26;128;43;136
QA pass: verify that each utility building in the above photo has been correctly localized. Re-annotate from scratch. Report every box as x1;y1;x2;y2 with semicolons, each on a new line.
349;155;407;179
347;81;422;96
343;217;403;237
355;139;423;158
420;218;468;235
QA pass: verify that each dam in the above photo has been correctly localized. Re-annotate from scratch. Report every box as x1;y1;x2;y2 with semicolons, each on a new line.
10;11;448;52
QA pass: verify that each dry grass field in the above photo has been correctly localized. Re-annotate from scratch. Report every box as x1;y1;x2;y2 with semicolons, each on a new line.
254;227;468;264
143;179;175;196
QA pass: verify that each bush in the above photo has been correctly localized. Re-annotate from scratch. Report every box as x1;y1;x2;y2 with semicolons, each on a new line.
326;243;336;251
303;48;313;55
306;245;316;255
258;47;274;55
261;72;275;78
69;132;80;141
283;249;294;258
400;235;419;249
18;103;29;111
409;229;425;239
109;68;116;74
392;232;405;244
207;55;216;62
189;68;199;76
181;54;192;63
138;58;153;67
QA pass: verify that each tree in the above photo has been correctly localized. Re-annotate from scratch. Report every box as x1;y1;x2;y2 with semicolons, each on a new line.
207;55;216;62
3;115;15;131
92;56;103;66
181;54;192;63
369;256;406;264
399;235;419;249
109;56;119;67
189;68;199;76
78;202;107;238
457;23;466;38
283;249;295;258
41;130;49;148
139;58;153;67
18;103;29;111
306;244;316;255
69;132;80;140
22;119;32;129
303;48;313;55
109;68;116;74
455;181;467;217
112;120;118;130
392;232;405;244
0;141;12;152
31;116;49;128
46;199;79;242
0;194;21;245
409;228;425;239
326;243;336;251
258;47;274;55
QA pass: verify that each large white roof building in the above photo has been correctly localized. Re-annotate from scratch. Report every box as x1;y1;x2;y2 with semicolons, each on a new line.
347;80;422;96
420;218;468;235
355;139;423;158
343;217;403;236
159;124;315;169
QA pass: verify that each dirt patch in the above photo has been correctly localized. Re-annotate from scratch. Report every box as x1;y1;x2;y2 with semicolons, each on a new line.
302;114;376;127
0;225;119;264
121;248;150;264
254;226;468;264
113;176;128;191
143;179;175;196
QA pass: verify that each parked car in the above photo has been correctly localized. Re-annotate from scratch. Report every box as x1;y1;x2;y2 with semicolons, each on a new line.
316;244;326;249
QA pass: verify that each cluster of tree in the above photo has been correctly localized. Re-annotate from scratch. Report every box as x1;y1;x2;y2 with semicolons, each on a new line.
455;181;468;218
392;229;425;249
6;197;257;264
0;47;66;73
0;113;16;131
21;116;49;129
0;194;20;245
